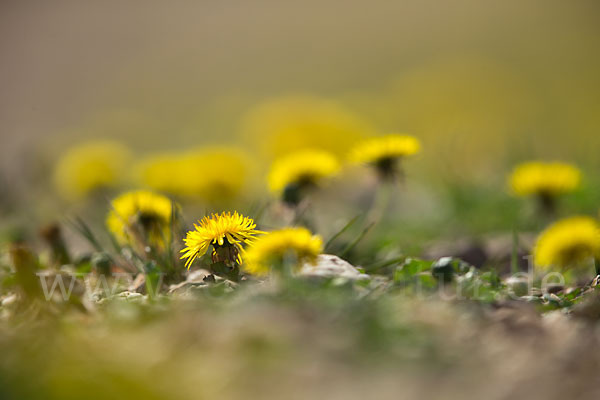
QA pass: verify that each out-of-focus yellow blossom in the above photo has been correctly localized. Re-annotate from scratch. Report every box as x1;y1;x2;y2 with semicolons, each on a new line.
268;149;340;204
243;227;323;276
509;161;581;197
54;141;131;200
534;216;600;270
107;190;175;249
349;134;420;179
181;212;263;269
240;96;373;159
133;153;183;195
185;148;250;202
349;134;421;164
134;147;250;202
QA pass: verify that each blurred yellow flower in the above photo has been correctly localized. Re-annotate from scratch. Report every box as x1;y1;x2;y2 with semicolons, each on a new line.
134;147;250;202
243;227;323;276
509;161;581;197
240;96;373;159
54;141;131;200
185;148;250;202
268;149;340;204
181;211;263;269
350;134;421;163
534;216;600;270
133;153;183;195
107;190;175;249
349;134;420;179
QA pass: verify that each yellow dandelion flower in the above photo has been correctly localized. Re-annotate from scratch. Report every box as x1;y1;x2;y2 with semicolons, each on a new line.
134;147;250;202
184;147;250;202
54;141;131;200
349;134;420;179
107;190;175;249
240;96;373;159
243;227;323;276
268;149;340;204
534;216;600;270
181;212;263;269
509;161;581;197
133;152;184;195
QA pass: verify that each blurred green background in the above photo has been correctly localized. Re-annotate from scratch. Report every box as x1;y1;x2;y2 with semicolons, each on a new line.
1;0;600;238
2;4;600;399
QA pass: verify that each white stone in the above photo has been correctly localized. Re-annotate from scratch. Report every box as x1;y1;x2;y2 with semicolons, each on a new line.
299;254;369;280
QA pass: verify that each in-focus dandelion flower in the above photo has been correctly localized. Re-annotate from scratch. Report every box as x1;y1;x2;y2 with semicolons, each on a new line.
349;134;421;179
107;190;175;249
54;141;131;200
243;227;323;276
534;216;600;270
509;162;581;198
181;212;263;269
268;149;340;205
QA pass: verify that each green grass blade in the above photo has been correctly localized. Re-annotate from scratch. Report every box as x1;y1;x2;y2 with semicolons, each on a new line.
67;216;104;253
325;215;361;252
340;221;376;258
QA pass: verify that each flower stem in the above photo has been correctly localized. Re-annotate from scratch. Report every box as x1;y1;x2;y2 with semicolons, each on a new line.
367;180;394;225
